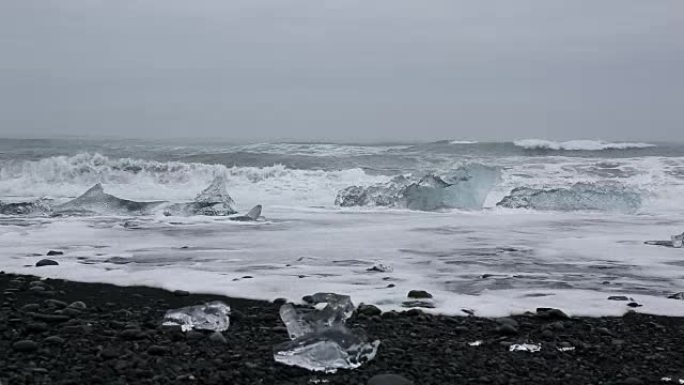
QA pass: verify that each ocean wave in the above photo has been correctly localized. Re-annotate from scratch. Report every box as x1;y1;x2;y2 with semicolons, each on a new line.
0;153;385;205
513;139;655;151
449;140;479;145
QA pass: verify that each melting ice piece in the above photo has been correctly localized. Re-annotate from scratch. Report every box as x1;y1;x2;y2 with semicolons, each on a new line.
273;326;380;373
510;343;541;353
305;293;355;327
367;262;393;273
280;294;355;340
672;233;684;248
280;303;314;340
468;340;483;347
163;301;230;332
557;346;576;352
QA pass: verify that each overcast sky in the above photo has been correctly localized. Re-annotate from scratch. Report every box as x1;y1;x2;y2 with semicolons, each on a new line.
0;0;682;142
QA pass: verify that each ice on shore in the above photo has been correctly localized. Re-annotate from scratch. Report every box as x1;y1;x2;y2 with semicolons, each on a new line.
509;343;541;353
274;293;379;373
671;233;683;248
162;301;231;332
273;326;380;373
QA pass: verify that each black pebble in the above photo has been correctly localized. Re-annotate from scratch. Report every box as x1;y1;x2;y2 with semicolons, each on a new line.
367;373;414;385
36;259;59;267
407;290;432;299
46;250;64;256
13;340;38;352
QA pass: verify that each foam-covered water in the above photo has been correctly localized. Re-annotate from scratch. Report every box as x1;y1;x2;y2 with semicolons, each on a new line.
1;138;684;317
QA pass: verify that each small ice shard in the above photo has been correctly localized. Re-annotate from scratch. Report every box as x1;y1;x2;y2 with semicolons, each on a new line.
273;326;380;373
557;346;575;352
672;232;684;248
468;340;483;347
162;301;230;332
509;343;542;353
366;262;393;273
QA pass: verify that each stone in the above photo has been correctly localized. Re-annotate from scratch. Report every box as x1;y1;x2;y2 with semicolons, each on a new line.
46;250;64;256
357;304;382;317
173;290;190;297
209;331;228;344
44;336;65;345
67;301;87;310
13;339;39;352
368;373;414;385
36;259;59;267
147;345;169;355
407;290;432;299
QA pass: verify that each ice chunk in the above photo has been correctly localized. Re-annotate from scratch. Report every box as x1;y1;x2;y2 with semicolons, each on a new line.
335;164;500;211
468;340;483;347
164;175;238;216
275;293;378;372
162;301;230;332
280;293;355;340
496;182;641;213
367;262;393;273
509;343;541;353
279;303;314;340
273;326;380;373
672;233;683;248
306;293;355;325
0;199;52;216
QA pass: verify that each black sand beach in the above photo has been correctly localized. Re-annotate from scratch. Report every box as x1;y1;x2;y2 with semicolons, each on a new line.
1;271;683;385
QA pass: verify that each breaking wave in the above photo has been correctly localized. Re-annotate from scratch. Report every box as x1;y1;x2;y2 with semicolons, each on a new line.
0;153;384;205
513;139;655;151
496;183;642;213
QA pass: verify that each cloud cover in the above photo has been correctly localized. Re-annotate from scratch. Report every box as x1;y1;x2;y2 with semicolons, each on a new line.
0;0;682;142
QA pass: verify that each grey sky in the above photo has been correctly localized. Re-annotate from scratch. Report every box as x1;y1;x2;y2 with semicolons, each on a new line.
1;0;682;142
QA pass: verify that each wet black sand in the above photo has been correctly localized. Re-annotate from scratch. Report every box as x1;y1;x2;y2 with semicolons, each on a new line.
1;271;684;385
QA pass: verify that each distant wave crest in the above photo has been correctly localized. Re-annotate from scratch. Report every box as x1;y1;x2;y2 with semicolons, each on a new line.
513;139;655;151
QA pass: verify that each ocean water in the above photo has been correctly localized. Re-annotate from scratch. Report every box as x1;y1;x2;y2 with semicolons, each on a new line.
1;138;684;317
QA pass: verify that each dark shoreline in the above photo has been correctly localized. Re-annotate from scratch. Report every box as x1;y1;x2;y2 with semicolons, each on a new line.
2;272;683;385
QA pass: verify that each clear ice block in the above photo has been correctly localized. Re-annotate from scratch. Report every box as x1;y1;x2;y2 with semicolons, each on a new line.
163;301;230;332
273;326;380;373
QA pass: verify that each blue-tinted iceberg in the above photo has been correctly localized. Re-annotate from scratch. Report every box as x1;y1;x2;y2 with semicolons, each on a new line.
53;184;166;216
496;183;642;213
164;175;237;216
335;164;500;211
0;199;52;216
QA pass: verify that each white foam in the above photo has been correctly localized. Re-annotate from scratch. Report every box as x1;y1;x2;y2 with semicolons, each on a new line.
3;208;684;318
513;139;655;151
449;140;479;145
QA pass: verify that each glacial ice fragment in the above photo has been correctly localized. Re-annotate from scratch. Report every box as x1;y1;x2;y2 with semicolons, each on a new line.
164;175;237;216
509;343;541;353
273;326;380;373
275;293;379;372
280;294;355;340
0;199;52;216
672;233;683;248
335;164;500;211
496;183;641;213
162;301;230;332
